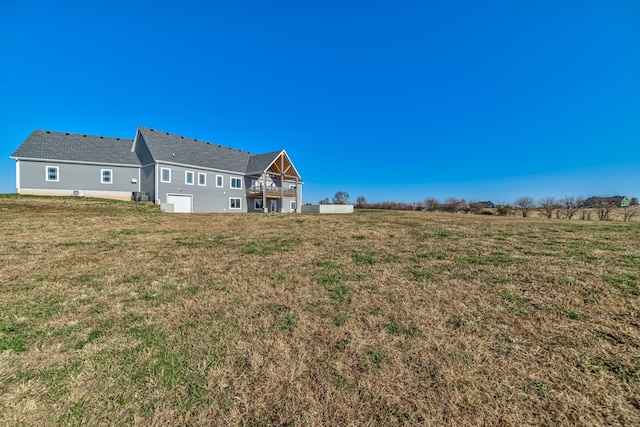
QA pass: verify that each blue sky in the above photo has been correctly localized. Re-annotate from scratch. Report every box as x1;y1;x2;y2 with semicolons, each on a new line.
1;1;639;204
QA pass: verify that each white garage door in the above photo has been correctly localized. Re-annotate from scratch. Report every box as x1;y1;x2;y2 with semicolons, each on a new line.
166;194;192;213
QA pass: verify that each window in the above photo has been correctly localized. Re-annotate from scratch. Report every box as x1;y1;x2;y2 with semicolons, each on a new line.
230;197;241;209
290;201;296;211
101;169;112;184
198;172;206;186
46;166;59;182
185;171;194;185
289;184;296;189
216;175;223;188
255;199;264;210
231;177;242;189
161;168;171;183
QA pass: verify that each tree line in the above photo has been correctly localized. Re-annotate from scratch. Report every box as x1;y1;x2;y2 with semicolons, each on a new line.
320;192;639;222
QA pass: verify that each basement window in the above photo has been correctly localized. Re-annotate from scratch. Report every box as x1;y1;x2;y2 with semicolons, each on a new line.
230;197;241;209
46;166;59;182
101;169;113;184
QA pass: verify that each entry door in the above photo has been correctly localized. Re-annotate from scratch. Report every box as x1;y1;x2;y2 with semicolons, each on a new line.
270;200;277;212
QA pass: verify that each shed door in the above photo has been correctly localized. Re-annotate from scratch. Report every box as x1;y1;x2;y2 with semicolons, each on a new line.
167;194;192;213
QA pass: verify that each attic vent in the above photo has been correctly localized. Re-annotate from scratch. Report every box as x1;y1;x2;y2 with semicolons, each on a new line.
181;136;184;139
166;132;169;135
46;131;50;134
117;138;120;140
100;136;104;139
65;133;69;135
83;135;87;137
150;129;154;131
207;142;210;145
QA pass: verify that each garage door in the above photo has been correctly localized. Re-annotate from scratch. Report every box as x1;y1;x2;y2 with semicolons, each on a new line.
166;194;192;213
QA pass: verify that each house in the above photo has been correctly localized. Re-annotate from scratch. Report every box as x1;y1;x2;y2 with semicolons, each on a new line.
11;126;303;213
478;201;495;209
582;196;627;208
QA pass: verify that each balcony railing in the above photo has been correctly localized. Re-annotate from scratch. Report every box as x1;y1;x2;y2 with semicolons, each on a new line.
247;185;297;198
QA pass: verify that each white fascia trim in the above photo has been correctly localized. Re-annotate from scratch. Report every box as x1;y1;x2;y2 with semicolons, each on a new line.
155;160;243;176
280;149;303;181
251;150;302;181
12;157;140;168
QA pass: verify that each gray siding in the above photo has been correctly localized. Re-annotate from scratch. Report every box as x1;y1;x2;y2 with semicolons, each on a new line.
140;164;156;201
156;164;247;213
133;133;155;165
19;160;139;194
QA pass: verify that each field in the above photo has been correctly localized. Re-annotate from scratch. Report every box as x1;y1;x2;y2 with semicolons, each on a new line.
1;195;639;426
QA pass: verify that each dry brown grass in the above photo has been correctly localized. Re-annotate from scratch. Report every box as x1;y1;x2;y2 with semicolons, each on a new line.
1;195;639;426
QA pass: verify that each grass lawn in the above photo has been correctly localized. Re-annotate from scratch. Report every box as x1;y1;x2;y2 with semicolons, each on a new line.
1;195;639;425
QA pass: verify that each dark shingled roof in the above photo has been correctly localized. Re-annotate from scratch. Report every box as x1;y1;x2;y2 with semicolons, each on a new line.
138;126;254;174
246;151;283;175
12;130;140;165
13;127;301;179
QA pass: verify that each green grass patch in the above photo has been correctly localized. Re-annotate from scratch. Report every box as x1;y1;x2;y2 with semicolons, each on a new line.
329;285;353;303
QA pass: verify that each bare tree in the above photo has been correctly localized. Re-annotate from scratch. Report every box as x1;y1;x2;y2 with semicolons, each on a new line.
495;204;512;216
538;196;557;219
631;197;639;206
469;202;486;215
559;196;579;219
319;198;330;205
514;196;535;218
355;196;367;208
332;191;350;204
424;197;439;212
596;202;614;221
623;206;638;222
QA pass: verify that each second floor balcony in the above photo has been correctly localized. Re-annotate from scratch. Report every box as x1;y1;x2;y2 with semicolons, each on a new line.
247;185;297;198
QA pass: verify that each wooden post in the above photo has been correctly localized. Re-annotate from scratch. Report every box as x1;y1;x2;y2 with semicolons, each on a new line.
262;172;267;213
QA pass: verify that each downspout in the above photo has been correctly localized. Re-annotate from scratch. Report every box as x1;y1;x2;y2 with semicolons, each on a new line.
15;159;20;193
155;164;159;204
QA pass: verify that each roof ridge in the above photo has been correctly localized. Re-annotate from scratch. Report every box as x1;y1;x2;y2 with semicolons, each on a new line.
36;129;132;141
138;126;256;155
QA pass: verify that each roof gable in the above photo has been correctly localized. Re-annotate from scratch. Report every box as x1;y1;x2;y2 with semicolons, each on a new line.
12;130;140;165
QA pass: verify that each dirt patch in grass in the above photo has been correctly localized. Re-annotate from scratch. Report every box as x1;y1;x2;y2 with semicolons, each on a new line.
1;196;639;425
